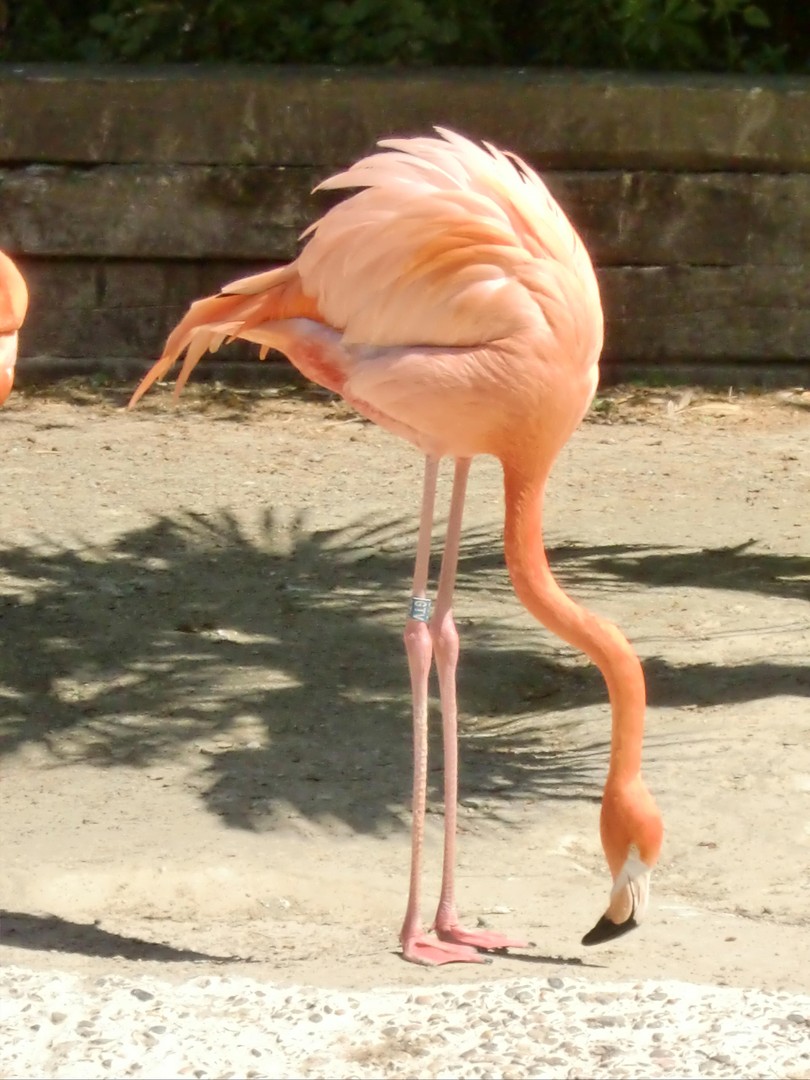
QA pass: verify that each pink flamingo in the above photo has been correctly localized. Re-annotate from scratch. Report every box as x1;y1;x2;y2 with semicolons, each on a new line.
130;129;663;966
0;251;28;405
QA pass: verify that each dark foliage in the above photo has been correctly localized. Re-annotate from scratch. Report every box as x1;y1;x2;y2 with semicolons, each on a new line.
1;1;808;72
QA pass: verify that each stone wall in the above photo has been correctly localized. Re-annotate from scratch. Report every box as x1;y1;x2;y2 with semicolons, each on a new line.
3;65;810;386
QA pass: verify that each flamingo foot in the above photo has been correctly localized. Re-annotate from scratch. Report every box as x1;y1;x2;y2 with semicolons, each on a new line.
401;931;491;966
435;922;528;953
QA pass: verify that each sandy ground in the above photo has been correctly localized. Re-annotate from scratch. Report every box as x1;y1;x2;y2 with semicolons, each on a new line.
0;381;808;1055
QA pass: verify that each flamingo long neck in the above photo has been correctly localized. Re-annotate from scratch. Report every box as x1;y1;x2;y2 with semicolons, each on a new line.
501;457;646;786
0;331;17;406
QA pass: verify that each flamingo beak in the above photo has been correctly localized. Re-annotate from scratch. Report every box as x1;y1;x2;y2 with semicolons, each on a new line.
581;852;652;946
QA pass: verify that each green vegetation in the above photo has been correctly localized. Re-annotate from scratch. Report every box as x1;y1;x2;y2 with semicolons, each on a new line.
1;0;806;73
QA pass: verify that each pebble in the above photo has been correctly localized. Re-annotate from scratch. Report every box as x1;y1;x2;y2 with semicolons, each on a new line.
1;966;808;1079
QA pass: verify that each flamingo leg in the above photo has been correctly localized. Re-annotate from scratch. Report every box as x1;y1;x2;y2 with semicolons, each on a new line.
400;456;481;966
430;458;527;955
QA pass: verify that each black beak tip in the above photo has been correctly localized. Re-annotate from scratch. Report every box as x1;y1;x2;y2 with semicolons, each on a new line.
581;913;639;947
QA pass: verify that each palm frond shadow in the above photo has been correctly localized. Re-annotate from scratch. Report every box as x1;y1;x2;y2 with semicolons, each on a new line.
551;539;810;604
0;511;805;835
549;539;810;714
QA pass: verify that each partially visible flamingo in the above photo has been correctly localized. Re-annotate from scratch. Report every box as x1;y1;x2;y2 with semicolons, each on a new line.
0;251;27;405
130;128;663;965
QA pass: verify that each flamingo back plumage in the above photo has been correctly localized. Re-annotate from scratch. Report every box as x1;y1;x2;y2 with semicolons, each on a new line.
302;127;601;353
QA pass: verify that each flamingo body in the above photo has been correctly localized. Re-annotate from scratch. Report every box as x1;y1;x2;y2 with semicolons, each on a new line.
130;129;663;964
132;130;602;464
0;251;27;405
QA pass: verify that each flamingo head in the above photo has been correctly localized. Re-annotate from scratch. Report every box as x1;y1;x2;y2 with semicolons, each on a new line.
581;775;663;946
0;251;28;406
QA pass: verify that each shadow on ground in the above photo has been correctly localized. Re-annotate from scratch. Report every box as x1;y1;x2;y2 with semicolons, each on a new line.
0;509;807;833
0;910;242;963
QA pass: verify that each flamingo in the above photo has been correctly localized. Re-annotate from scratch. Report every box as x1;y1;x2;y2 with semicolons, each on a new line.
129;128;663;966
0;251;27;405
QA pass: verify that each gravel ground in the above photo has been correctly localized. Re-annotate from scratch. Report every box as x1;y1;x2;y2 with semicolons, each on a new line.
3;966;810;1080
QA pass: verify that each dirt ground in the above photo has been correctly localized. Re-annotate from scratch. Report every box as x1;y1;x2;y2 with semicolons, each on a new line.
0;379;808;996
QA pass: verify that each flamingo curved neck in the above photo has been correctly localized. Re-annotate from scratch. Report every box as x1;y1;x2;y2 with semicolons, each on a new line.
501;459;645;785
0;331;17;406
